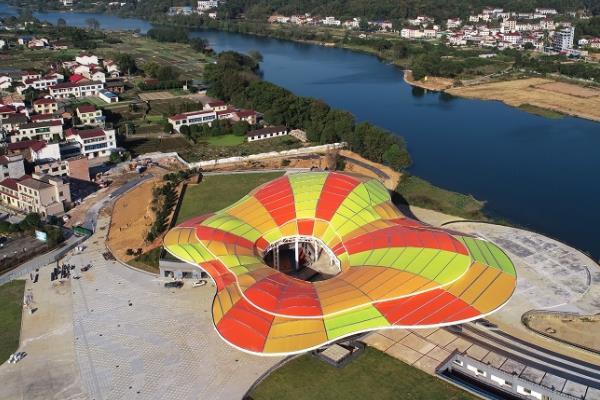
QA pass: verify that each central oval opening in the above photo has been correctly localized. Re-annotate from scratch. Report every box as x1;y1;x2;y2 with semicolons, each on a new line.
262;236;341;282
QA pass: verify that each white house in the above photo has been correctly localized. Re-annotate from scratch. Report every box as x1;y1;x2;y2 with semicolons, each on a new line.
246;126;287;142
0;75;12;89
168;109;217;132
322;17;341;26
75;53;100;66
49;81;104;99
197;0;218;11
65;128;117;158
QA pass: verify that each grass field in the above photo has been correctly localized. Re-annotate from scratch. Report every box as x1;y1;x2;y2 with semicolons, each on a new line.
123;137;192;156
518;103;564;119
395;175;487;220
249;347;476;400
0;280;25;363
202;134;246;147
175;172;284;224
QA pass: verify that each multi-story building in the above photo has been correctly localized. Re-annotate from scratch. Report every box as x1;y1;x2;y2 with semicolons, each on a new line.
34;155;90;181
49;81;104;99
64;127;117;158
18;74;60;94
33;98;59;114
168;109;217;132
553;27;575;52
0;154;25;180
16;174;71;217
75;104;104;127
12;120;63;143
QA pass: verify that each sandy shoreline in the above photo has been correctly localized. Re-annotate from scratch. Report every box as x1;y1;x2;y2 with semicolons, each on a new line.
404;73;600;122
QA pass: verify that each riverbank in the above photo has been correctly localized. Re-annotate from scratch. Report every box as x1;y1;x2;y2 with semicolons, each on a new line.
446;78;600;122
403;70;454;92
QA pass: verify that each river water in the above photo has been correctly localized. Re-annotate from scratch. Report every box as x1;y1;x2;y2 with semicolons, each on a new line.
3;5;600;259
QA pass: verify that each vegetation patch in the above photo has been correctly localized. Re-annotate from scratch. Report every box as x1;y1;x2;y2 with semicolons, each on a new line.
248;347;476;400
394;175;486;220
202;134;246;147
128;247;162;273
518;104;565;119
175;172;284;224
0;280;26;363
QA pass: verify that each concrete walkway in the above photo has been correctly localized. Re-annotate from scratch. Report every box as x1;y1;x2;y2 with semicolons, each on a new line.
0;275;86;400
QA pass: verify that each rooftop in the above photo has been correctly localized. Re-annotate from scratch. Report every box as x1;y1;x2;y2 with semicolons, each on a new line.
18;177;53;190
169;109;215;121
77;104;97;113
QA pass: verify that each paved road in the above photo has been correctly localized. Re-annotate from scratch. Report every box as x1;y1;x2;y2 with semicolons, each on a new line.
456;325;600;389
0;174;151;286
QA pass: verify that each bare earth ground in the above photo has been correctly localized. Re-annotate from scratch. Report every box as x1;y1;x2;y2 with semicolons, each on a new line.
447;78;600;122
404;70;455;91
523;312;600;353
340;150;401;190
106;178;159;262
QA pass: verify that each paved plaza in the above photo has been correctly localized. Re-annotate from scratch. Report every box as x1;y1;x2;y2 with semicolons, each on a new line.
69;214;280;400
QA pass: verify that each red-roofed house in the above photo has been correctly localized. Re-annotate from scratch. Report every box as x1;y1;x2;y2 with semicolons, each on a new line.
203;100;227;111
68;74;86;83
33;97;58;114
75;104;104;127
65;128;116;158
7;140;61;162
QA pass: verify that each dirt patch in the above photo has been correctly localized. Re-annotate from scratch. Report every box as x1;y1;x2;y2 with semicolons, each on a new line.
534;82;600;98
340;150;401;190
106;178;159;262
138;91;176;101
447;78;600;122
404;70;454;91
523;311;600;353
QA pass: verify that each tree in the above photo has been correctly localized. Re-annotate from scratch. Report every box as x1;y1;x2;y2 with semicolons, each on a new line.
57;17;67;27
359;18;370;31
115;53;137;75
190;38;209;53
248;50;263;63
85;17;100;30
163;122;173;134
523;42;535;50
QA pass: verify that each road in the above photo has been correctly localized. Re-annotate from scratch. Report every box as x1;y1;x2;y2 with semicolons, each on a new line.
0;174;151;285
455;324;600;389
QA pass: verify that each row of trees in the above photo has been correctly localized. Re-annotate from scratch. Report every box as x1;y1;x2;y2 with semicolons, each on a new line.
204;51;411;170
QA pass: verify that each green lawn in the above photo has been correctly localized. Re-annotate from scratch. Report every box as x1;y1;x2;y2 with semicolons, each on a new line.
0;280;25;363
175;172;284;224
249;347;476;400
203;134;246;147
394;175;487;220
128;247;162;273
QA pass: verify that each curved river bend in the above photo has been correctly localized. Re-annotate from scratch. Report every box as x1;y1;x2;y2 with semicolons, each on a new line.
3;6;600;259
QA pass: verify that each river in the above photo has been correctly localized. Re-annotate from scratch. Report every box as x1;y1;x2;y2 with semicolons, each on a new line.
2;5;600;259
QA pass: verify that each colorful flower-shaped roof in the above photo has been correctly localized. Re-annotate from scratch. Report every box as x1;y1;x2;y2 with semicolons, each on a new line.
164;172;516;356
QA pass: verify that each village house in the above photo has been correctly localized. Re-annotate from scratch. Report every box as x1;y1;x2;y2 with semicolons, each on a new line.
16;174;70;217
33;98;58;114
0;154;25;180
34;155;90;182
168;109;217;132
64;127;117;158
75;104;104;127
7;140;61;163
197;0;219;11
49;81;104;99
246;126;287;142
0;74;12;89
12;120;63;143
